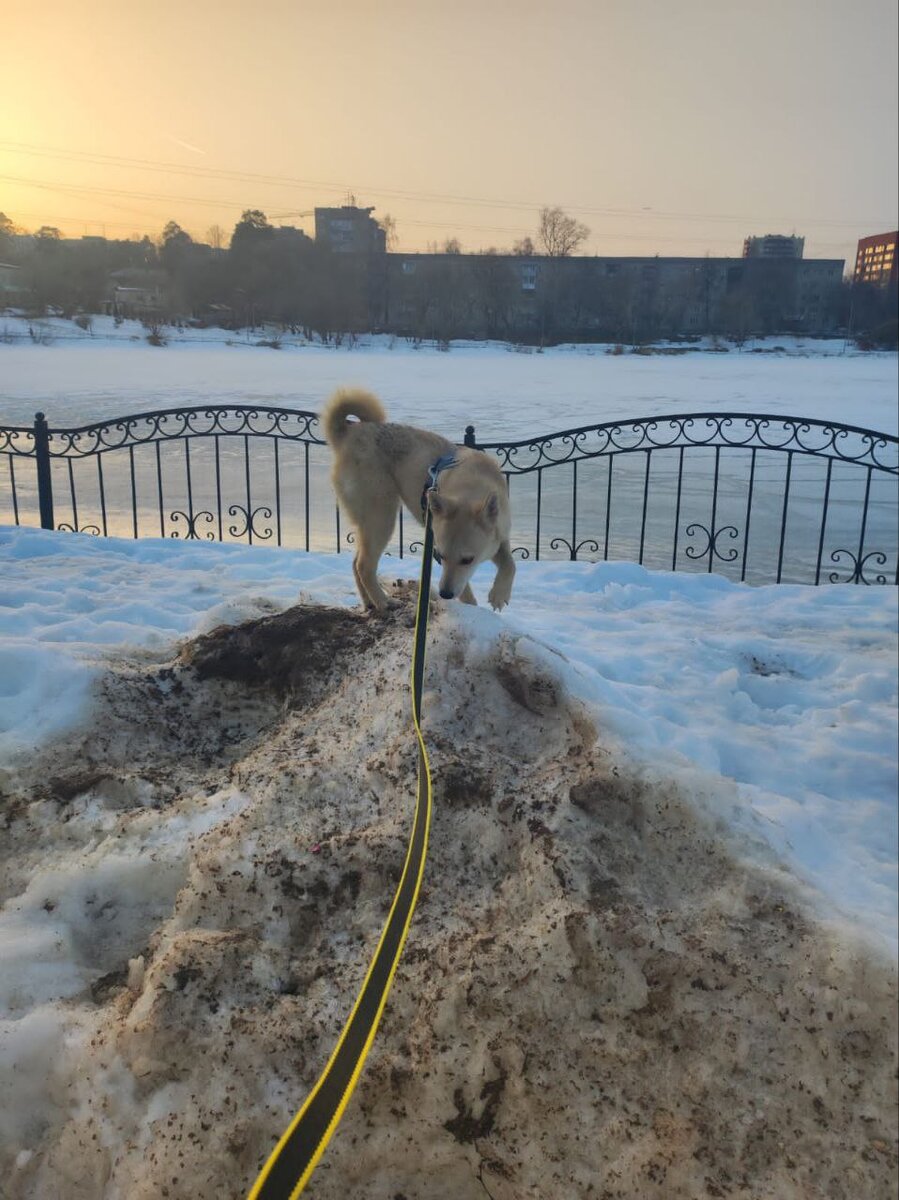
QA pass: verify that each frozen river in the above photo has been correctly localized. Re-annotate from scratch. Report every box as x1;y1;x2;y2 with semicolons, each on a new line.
1;324;897;584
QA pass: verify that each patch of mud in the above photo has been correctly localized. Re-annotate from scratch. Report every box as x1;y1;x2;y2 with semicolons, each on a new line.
1;602;896;1200
182;605;379;705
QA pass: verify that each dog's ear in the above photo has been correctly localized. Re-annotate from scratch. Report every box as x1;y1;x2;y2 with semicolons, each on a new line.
475;492;499;524
428;491;454;518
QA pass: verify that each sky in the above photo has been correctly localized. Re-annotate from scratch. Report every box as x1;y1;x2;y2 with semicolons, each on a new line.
1;0;896;266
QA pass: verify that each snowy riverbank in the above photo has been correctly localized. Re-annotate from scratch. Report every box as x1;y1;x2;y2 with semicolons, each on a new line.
2;317;897;437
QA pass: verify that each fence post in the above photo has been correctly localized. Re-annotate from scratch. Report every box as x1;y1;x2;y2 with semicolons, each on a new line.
463;424;477;447
33;412;55;531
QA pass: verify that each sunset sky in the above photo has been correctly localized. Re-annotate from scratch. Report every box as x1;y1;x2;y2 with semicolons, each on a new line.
1;0;896;266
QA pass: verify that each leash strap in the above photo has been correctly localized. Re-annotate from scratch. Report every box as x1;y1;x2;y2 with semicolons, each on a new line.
247;516;435;1200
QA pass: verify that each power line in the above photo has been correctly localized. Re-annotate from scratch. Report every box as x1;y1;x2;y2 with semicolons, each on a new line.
1;172;262;213
4;202;852;258
1;173;857;256
2;177;167;226
0;139;890;231
5;209;152;233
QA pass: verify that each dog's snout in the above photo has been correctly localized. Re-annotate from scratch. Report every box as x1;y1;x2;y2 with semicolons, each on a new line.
439;588;454;600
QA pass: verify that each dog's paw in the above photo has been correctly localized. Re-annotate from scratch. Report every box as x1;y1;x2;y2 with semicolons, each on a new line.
488;581;512;611
362;593;401;615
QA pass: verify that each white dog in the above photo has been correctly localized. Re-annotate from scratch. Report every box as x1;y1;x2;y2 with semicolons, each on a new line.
322;388;515;612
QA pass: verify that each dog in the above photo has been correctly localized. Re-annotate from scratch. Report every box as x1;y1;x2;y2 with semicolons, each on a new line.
322;388;515;613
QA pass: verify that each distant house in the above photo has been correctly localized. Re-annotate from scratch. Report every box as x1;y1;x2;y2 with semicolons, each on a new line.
0;261;27;306
104;268;167;318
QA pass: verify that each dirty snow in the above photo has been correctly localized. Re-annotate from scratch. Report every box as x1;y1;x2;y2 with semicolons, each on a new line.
0;526;897;1199
2;526;896;950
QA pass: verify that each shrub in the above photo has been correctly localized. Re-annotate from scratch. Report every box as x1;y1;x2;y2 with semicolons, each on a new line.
145;323;167;346
856;319;898;351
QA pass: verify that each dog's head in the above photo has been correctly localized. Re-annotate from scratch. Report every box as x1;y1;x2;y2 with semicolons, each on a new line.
428;490;499;600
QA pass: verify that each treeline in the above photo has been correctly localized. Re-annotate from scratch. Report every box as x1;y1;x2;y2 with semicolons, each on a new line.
2;210;897;347
1;209;372;339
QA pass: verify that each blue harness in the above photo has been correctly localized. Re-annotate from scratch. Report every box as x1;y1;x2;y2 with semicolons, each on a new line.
421;453;458;563
420;452;458;514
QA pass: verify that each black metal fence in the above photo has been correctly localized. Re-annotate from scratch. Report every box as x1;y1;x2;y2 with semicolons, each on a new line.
1;406;897;585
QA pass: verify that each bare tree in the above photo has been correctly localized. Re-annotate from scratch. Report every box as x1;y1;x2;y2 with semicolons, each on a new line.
378;213;398;250
442;237;463;254
537;207;589;257
206;223;226;250
512;236;535;256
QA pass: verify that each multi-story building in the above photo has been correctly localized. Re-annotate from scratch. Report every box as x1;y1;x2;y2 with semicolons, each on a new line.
315;206;386;254
853;232;897;287
377;252;844;341
743;234;804;259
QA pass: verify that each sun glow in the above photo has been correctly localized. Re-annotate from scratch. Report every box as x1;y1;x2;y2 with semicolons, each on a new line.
0;0;896;261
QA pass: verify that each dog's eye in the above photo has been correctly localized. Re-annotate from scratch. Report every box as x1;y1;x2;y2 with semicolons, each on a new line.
459;556;474;566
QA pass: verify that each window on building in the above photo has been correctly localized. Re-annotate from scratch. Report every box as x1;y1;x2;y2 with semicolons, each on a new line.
402;260;416;275
520;264;538;291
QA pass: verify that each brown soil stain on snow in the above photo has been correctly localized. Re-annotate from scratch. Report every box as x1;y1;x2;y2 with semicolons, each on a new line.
1;602;896;1200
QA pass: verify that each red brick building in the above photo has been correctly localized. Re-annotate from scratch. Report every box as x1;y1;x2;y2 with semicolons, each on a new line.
853;232;897;287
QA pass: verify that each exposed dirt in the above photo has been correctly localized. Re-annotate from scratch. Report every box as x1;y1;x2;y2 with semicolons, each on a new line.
1;601;896;1200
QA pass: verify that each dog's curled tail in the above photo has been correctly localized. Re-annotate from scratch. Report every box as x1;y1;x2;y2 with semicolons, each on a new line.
321;388;387;446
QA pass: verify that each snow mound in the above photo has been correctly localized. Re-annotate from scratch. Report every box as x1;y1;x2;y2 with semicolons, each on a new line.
1;601;895;1199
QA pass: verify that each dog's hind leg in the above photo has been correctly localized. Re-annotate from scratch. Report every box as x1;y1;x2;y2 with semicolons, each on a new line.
333;464;398;611
353;506;399;612
351;555;373;611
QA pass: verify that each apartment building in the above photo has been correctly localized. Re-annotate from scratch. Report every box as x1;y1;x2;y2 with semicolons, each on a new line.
853;232;898;287
378;252;844;340
743;234;805;260
314;206;386;254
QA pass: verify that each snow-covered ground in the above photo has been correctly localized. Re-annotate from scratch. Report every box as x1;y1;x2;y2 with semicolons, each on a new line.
2;525;895;951
1;333;897;1197
1;316;897;437
1;525;896;1198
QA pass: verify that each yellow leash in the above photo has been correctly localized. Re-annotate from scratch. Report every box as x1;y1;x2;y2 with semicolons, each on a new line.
248;516;436;1199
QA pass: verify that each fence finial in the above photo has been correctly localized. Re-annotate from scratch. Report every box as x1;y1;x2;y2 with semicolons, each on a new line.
463;424;476;447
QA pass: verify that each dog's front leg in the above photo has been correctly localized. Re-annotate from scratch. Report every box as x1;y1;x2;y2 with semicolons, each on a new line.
488;542;515;611
459;583;477;605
